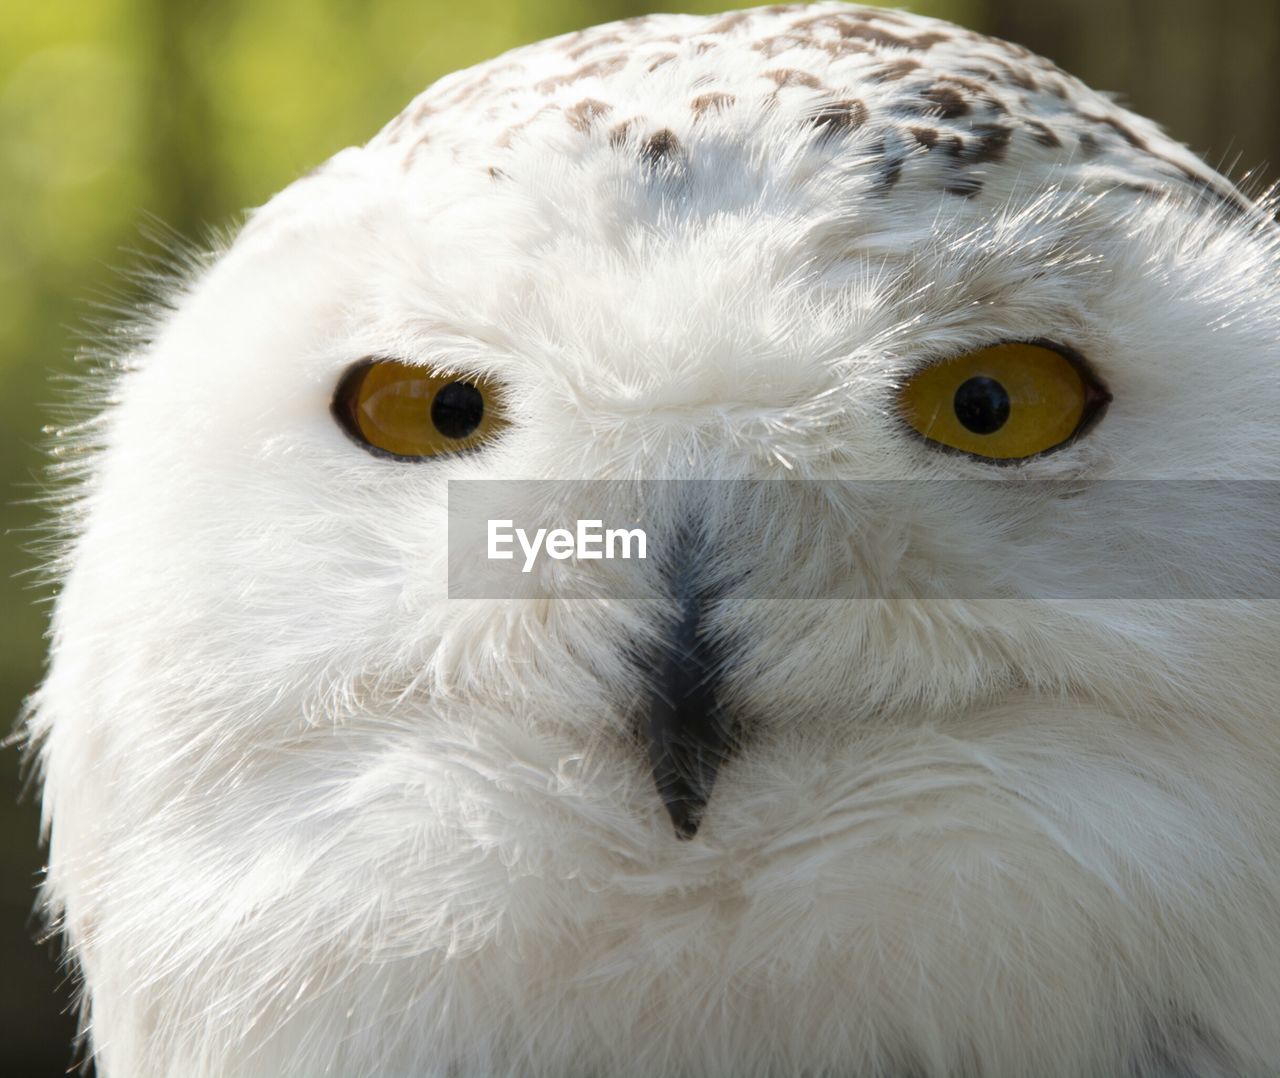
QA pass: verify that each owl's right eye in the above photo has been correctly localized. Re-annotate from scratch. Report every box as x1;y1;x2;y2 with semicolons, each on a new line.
332;359;508;460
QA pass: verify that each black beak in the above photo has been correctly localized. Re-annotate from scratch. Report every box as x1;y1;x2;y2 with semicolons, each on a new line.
644;539;734;839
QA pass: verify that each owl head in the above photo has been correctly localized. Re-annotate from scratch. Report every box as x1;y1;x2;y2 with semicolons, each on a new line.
28;4;1280;1076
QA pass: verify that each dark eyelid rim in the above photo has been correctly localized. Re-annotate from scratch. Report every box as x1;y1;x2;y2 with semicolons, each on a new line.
896;337;1113;465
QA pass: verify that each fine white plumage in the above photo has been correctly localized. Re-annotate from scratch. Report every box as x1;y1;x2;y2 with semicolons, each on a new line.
27;4;1280;1075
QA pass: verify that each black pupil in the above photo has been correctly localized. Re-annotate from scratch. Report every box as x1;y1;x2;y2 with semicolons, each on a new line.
430;381;485;440
953;376;1011;435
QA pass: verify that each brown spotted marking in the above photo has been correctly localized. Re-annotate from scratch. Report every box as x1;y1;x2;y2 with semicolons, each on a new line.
989;58;1039;91
1083;113;1149;152
497;103;561;149
943;175;983;197
380;111;411;146
967;123;1012;163
871;138;904;191
608;119;637;148
935;73;1008;114
751;23;869;59
1024;119;1061;148
1116;180;1165;200
559;26;593;49
852;8;915;26
765;68;824;90
443;80;486;107
809;99;869;139
535;55;627;93
816;37;876;59
691;92;736;117
934;74;991;95
707;11;753;34
921;85;971;119
796;13;951;51
869;58;921;82
935;122;1010;166
400;136;430;172
641;128;683;170
953;66;1000;86
566;98;612;132
751;35;803;59
566;34;625;62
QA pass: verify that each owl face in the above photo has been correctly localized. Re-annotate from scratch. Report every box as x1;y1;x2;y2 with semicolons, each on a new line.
32;4;1280;1077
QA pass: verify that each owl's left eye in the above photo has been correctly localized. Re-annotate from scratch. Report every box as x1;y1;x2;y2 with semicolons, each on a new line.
332;358;508;460
897;341;1111;461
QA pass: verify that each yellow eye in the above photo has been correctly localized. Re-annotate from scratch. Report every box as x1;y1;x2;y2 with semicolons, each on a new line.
897;341;1110;461
332;359;507;459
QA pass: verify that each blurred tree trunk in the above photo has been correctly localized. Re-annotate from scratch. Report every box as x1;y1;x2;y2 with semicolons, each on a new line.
980;0;1280;193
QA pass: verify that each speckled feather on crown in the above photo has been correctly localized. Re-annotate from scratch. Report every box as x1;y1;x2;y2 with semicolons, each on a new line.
369;2;1245;213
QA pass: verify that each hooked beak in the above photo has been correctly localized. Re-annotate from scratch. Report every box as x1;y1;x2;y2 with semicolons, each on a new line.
643;540;734;839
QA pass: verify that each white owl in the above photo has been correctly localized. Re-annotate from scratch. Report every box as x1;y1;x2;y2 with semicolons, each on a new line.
26;3;1280;1076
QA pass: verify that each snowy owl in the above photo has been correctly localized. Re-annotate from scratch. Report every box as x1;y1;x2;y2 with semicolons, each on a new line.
26;3;1280;1076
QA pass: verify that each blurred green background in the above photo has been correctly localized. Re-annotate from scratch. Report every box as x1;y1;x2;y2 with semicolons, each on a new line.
1;0;1277;1072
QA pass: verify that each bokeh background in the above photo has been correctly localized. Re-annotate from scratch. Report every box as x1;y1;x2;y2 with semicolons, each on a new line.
2;0;1278;1072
